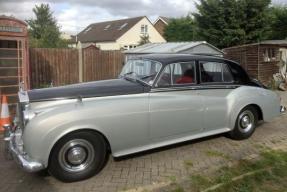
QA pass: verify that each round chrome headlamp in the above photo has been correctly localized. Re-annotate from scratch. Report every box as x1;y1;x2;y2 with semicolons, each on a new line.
23;110;36;121
23;104;36;123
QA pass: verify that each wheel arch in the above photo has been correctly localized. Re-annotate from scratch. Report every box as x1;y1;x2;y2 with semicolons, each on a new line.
248;104;263;121
235;103;264;121
228;103;261;140
229;102;264;130
47;128;112;168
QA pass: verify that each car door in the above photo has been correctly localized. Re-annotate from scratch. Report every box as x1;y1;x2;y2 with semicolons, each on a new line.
197;60;236;131
149;61;204;141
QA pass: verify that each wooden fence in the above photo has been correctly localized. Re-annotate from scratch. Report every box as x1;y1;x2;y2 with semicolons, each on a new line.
29;47;125;88
83;47;124;82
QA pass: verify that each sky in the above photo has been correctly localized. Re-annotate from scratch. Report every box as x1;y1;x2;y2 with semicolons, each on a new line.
0;0;286;35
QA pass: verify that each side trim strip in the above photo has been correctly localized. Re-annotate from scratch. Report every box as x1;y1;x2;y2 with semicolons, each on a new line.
151;85;241;93
28;91;147;103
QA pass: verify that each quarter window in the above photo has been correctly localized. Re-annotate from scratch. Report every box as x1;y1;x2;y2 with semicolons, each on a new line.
200;61;233;83
156;65;171;87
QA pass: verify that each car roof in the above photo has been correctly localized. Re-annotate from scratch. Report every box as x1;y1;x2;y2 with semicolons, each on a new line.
134;54;237;66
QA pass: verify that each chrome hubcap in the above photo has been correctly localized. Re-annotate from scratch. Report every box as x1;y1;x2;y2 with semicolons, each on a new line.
67;146;87;165
238;110;254;133
241;115;251;128
59;139;95;173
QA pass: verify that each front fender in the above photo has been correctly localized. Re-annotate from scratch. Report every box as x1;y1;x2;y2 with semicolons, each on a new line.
22;93;149;167
22;102;111;167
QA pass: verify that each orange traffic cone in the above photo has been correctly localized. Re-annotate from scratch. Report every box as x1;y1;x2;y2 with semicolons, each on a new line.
0;95;11;132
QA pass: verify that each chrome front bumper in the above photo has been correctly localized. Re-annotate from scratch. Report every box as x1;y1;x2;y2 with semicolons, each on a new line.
3;125;45;172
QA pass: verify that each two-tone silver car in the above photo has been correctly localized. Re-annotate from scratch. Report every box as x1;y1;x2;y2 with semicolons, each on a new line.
4;54;282;182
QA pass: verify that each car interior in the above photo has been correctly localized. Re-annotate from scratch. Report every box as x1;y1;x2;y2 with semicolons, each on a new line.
156;61;235;87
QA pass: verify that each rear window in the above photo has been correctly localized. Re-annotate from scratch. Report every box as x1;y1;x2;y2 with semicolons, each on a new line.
200;61;233;83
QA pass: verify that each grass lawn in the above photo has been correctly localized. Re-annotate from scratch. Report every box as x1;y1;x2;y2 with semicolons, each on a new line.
170;150;287;192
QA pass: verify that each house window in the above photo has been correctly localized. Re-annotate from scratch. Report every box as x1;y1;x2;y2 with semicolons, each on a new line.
122;45;137;50
123;45;129;50
104;24;111;30
84;27;92;33
118;23;128;30
141;25;148;34
263;48;277;62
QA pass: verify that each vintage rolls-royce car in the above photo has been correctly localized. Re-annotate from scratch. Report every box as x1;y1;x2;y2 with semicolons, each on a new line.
4;54;282;182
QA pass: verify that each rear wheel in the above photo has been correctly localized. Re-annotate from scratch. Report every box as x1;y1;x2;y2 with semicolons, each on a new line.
229;106;258;140
48;131;107;182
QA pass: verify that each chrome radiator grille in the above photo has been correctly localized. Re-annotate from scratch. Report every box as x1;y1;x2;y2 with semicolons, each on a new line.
15;103;24;129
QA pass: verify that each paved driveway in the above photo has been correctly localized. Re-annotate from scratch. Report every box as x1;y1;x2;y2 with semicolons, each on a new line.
0;91;287;192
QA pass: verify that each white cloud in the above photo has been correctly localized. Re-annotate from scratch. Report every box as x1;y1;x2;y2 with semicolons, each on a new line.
0;0;284;34
0;1;35;20
56;5;124;33
0;0;198;35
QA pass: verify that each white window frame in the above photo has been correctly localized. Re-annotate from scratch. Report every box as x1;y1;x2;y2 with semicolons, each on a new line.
141;24;148;34
263;48;277;62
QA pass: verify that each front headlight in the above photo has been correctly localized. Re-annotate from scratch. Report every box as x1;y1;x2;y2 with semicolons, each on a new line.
23;104;36;124
23;110;36;121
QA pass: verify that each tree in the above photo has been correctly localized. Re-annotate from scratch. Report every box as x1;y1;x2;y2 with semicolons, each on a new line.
164;15;198;42
27;4;66;48
241;0;272;42
138;34;150;45
269;5;287;40
193;0;272;48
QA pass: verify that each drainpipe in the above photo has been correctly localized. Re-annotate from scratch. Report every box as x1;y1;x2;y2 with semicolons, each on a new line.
257;43;260;80
77;41;83;83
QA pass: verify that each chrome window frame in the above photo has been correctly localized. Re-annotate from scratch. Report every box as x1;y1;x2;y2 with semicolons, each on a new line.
153;61;197;88
121;59;163;87
199;60;235;85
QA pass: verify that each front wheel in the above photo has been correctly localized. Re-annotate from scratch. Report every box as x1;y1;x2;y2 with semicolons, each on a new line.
48;131;107;182
229;106;258;140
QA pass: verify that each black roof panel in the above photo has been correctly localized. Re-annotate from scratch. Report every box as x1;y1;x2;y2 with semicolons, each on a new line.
134;54;236;66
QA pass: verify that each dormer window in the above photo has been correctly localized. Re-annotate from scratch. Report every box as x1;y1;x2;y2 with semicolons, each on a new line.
141;25;148;34
84;27;92;33
104;24;111;30
118;23;128;30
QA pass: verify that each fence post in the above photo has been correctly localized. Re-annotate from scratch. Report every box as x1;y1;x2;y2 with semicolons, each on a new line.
77;42;83;83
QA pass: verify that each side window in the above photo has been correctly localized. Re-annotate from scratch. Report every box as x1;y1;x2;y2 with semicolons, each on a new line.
172;62;196;85
156;62;196;87
200;61;233;83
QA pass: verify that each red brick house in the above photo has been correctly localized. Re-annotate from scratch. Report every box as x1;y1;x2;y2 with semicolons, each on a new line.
153;16;170;37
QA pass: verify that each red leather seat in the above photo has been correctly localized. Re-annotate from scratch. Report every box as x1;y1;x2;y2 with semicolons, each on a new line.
176;76;193;84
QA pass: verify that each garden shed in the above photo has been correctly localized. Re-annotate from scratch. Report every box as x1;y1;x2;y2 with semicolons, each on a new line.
223;40;287;85
124;41;224;61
